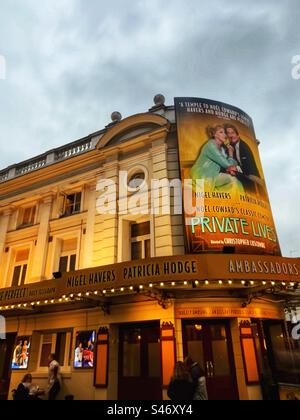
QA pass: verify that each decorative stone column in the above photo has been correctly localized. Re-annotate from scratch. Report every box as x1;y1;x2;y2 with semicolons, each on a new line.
30;194;54;283
93;155;119;266
151;138;174;257
83;183;97;268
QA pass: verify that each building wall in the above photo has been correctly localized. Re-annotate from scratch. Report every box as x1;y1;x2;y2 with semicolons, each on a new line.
0;115;185;289
5;297;282;400
0;109;290;401
6;299;175;400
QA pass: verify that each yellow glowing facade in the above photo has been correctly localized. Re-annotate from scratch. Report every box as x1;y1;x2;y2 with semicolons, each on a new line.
0;98;299;401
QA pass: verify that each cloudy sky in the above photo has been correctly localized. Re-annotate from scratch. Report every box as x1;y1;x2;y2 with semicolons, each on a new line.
0;0;299;256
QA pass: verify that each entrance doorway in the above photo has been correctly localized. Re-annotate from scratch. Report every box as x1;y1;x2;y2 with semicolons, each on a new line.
183;320;238;400
0;333;17;400
118;321;162;400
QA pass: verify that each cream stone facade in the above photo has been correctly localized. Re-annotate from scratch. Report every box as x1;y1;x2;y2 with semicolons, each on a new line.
0;98;299;401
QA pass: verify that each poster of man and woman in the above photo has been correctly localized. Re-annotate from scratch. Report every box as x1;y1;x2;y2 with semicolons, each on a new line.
74;330;96;369
11;337;31;370
175;97;281;256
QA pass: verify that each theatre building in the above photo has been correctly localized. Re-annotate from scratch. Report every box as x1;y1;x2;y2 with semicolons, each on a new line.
0;95;299;400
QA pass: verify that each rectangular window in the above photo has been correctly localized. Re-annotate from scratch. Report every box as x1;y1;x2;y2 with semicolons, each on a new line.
40;334;53;367
59;256;68;274
59;255;76;274
55;333;67;367
70;254;76;271
131;222;151;261
22;206;36;226
131;242;142;261
39;331;71;368
11;249;29;287
63;193;82;217
58;239;77;274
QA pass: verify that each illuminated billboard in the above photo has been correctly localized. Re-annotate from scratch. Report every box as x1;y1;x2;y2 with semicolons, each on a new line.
11;336;31;370
74;330;96;369
175;97;281;256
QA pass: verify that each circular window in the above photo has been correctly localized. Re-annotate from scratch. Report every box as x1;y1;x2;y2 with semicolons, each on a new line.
128;172;146;189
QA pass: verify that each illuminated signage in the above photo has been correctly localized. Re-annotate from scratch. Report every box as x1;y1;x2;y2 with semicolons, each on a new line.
0;255;298;307
175;97;281;256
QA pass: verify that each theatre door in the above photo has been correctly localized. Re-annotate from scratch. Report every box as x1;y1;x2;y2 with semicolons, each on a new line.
0;333;16;400
118;321;162;400
183;320;239;400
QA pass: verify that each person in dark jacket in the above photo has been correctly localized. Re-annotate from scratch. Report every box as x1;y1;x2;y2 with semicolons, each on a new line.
13;374;32;400
224;124;266;196
185;356;208;400
167;361;195;401
224;124;260;177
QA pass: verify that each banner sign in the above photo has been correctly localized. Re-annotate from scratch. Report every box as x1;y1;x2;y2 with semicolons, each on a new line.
175;97;281;256
175;306;284;320
0;255;298;307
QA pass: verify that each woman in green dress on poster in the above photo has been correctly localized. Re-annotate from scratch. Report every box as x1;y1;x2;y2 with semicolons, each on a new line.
190;124;244;198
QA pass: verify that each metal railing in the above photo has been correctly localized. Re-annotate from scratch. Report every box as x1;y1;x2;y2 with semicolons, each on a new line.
55;139;92;161
0;138;95;183
15;158;47;176
0;171;9;182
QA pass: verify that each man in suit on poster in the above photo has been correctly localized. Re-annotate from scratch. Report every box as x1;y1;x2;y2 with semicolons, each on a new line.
224;124;265;195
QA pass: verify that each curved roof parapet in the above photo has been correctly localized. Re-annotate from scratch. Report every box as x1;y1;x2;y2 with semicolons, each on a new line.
0;106;174;184
97;112;171;149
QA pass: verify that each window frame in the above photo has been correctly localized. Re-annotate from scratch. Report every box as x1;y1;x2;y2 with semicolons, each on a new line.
18;205;37;228
59;252;77;274
38;330;72;372
62;191;82;217
11;249;30;287
130;221;151;261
